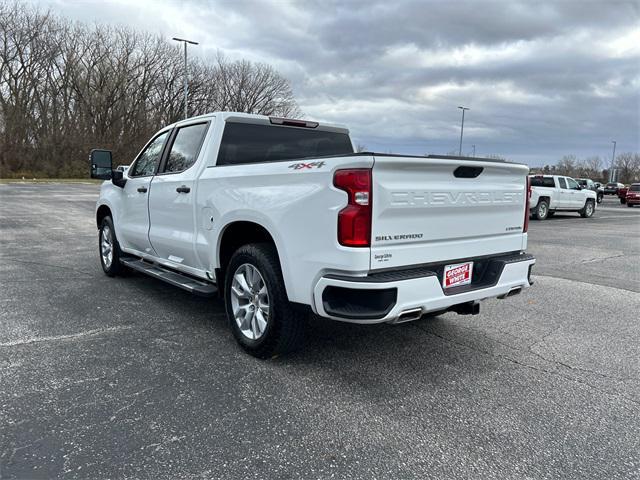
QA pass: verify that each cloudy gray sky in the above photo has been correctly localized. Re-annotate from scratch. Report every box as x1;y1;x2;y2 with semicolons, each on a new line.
37;0;639;166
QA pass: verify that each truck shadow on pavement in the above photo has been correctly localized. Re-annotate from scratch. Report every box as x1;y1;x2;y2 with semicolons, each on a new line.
120;269;504;394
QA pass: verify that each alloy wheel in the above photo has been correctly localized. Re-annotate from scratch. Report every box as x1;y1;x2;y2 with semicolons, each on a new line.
101;225;113;269
230;263;270;340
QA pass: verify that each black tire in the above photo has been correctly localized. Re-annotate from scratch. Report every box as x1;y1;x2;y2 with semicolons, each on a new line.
533;200;549;220
224;243;307;359
620;197;626;204
580;199;595;218
99;216;126;276
597;193;603;204
627;203;634;208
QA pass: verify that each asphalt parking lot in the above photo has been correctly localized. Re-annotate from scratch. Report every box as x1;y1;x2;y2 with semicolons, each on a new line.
1;184;639;479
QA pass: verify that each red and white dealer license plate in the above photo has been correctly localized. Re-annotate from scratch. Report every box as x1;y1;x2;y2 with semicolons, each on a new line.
443;262;473;289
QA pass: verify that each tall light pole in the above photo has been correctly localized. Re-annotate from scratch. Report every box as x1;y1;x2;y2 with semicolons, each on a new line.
610;140;617;182
472;144;476;157
458;106;470;156
172;37;199;119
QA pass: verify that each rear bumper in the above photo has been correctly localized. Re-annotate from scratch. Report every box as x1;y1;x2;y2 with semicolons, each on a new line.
313;253;535;324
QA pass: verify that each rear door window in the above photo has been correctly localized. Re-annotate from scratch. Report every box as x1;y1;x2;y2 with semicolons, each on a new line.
558;178;567;189
530;177;556;187
216;122;354;166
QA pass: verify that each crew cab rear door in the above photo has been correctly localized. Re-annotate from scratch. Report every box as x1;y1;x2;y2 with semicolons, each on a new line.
370;156;529;270
148;121;210;270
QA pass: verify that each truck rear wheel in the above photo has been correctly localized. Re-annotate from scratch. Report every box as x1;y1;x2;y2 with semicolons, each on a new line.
99;216;126;276
533;200;549;220
580;199;595;218
224;243;307;358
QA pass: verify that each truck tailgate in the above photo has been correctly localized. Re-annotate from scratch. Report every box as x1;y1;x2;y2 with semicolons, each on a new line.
370;156;529;270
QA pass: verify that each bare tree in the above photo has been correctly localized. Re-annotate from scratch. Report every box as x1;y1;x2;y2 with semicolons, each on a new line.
578;156;603;180
0;2;302;178
556;155;577;176
615;152;640;184
206;53;301;118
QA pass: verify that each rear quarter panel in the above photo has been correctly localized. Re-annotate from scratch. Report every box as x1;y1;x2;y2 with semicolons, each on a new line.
195;156;374;305
530;186;558;208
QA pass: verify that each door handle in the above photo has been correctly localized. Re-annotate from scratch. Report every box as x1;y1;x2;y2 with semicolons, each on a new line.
137;186;148;193
176;186;191;193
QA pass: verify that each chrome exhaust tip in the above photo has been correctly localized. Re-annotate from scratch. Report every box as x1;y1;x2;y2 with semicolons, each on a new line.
497;287;522;299
393;307;423;323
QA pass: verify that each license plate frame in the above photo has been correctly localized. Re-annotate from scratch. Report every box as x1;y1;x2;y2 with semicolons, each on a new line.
443;261;473;289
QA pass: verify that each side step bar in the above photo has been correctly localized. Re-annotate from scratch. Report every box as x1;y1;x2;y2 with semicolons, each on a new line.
121;258;218;297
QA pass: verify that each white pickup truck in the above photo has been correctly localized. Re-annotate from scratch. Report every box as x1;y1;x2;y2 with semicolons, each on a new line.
529;175;597;220
91;112;535;358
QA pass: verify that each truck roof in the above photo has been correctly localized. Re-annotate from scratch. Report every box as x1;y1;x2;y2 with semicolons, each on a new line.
529;174;569;178
167;111;350;135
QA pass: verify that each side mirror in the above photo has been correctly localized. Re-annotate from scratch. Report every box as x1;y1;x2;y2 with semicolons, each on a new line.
112;169;127;188
90;149;113;180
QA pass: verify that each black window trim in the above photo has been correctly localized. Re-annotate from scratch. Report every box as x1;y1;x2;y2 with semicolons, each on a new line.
157;121;211;176
128;129;172;179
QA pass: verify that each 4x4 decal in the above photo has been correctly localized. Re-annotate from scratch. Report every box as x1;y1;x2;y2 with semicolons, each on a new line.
288;161;326;170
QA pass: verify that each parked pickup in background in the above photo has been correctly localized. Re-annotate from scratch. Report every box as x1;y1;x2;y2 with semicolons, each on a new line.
90;112;535;358
529;175;597;220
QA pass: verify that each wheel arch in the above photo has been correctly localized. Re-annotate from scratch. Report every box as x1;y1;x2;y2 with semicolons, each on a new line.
536;195;551;207
96;204;113;229
217;220;287;295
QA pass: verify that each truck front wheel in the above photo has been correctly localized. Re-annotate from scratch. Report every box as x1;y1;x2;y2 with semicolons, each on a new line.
224;243;307;358
580;199;595;218
99;216;126;276
533;200;549;220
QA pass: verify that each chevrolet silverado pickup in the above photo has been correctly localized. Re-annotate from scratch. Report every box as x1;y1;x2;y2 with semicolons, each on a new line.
90;112;535;358
529;175;597;220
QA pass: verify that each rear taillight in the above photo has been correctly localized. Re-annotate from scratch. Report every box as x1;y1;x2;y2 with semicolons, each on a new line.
333;169;372;247
524;176;531;233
